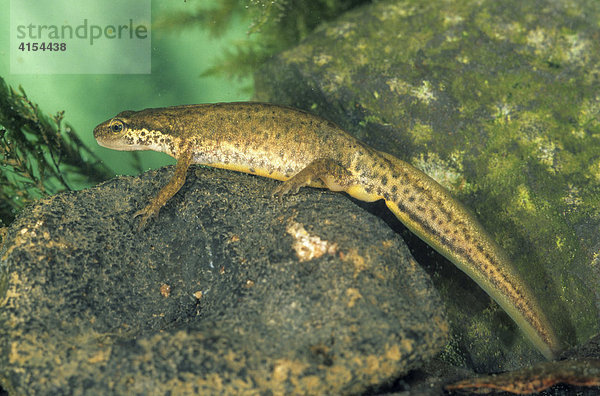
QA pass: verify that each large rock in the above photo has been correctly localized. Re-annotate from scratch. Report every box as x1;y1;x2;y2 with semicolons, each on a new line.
0;166;447;395
255;0;600;370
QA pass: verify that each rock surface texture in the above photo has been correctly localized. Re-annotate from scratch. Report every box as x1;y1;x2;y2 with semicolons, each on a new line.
255;0;600;371
0;167;447;395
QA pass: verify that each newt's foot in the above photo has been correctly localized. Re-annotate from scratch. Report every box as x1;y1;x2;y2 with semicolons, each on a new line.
272;178;307;198
133;205;159;231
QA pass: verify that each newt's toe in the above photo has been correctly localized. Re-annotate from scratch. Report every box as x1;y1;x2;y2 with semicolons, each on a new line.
133;206;157;231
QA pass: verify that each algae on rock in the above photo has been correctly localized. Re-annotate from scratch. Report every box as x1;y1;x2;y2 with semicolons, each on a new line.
254;0;600;371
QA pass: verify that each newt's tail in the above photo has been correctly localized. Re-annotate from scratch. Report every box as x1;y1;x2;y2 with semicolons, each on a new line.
376;150;560;359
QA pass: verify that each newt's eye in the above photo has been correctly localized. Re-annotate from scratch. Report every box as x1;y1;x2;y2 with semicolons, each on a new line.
110;120;124;133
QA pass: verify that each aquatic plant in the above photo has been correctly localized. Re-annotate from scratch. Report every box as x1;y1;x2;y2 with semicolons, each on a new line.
154;0;370;79
0;77;112;227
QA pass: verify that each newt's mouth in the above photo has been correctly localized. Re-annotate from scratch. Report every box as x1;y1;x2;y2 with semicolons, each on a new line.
93;123;109;145
93;122;128;150
93;123;112;148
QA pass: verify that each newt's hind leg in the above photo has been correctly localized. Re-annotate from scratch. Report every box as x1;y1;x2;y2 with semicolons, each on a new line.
272;158;355;197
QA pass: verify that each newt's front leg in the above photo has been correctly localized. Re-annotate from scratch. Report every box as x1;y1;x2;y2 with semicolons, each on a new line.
134;149;194;231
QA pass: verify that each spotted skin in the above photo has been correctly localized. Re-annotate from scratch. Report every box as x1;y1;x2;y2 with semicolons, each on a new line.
94;102;560;359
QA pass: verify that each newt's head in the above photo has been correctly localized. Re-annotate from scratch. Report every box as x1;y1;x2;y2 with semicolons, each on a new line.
94;108;180;154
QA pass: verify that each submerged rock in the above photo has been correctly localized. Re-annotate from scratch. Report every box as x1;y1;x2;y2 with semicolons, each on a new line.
0;166;447;395
255;0;600;370
445;334;600;394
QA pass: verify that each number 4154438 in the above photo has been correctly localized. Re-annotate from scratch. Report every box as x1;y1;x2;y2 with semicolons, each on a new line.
18;42;67;51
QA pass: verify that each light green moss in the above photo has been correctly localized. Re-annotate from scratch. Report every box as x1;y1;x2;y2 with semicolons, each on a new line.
408;121;433;146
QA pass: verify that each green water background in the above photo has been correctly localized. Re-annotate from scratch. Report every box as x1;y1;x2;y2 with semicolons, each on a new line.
0;0;252;178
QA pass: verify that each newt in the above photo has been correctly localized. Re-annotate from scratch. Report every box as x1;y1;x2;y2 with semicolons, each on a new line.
94;102;560;359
